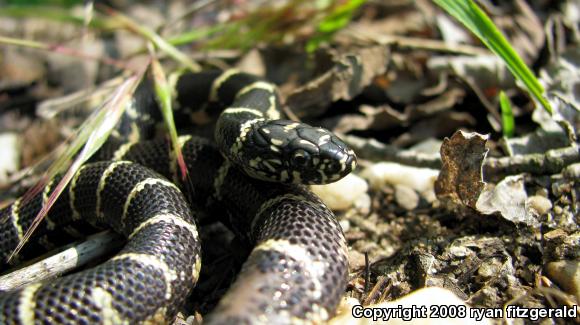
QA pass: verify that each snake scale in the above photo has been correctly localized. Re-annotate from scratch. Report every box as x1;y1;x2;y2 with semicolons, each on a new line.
0;70;357;324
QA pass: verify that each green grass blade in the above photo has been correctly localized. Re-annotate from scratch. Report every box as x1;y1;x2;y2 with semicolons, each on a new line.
433;0;552;114
150;55;188;180
499;91;515;138
306;0;366;52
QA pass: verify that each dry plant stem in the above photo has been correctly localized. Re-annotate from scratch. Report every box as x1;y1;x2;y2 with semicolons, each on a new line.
345;135;580;176
362;276;390;306
342;26;490;56
0;231;123;291
37;77;125;119
0;36;130;71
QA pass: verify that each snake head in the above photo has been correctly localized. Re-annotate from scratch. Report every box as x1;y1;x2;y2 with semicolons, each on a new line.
244;120;357;184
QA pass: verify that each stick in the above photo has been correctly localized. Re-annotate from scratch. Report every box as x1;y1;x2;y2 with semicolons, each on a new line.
0;231;123;291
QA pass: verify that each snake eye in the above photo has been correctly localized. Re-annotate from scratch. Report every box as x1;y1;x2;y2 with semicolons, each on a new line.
326;160;342;173
291;150;310;168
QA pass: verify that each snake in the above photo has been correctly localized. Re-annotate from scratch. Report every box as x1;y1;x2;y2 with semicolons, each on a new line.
0;69;357;324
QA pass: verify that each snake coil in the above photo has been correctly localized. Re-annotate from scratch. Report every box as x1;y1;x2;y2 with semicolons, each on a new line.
0;70;356;324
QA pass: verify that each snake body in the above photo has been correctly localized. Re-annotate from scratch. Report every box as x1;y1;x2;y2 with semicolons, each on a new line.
0;70;355;324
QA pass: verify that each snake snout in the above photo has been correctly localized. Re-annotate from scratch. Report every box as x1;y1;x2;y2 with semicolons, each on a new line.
313;135;357;184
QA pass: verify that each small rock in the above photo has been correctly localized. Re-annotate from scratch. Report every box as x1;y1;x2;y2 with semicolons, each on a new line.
339;219;350;232
394;185;419;211
477;258;503;279
448;246;470;258
544;229;567;241
527;195;553;215
534;188;549;197
353;193;371;214
360;162;438;200
563;163;580;179
310;174;368;211
0;133;20;184
545;259;580;302
348;250;366;270
1;48;45;85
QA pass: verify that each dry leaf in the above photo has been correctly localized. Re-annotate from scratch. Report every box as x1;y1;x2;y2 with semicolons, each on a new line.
435;130;488;208
285;46;389;117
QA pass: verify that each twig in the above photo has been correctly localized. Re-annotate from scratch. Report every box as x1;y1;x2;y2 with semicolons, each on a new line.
483;145;580;176
343;135;442;169
0;231;123;291
363;252;370;294
362;276;391;306
345;134;580;177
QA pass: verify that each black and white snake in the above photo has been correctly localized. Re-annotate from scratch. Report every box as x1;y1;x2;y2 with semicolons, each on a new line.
0;70;357;324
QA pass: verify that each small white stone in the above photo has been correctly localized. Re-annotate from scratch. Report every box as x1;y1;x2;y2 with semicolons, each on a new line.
360;162;438;202
0;133;20;184
527;195;553;215
310;174;368;211
353;193;372;214
348;250;366;270
563;163;580;179
339;219;350;232
449;246;470;258
394;185;419;211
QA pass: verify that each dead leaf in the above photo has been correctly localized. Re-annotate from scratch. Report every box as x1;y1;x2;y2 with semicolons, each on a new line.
285;46;389;117
435;130;488;208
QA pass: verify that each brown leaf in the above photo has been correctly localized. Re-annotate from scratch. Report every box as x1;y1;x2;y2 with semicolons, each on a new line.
435;130;488;208
285;46;389;118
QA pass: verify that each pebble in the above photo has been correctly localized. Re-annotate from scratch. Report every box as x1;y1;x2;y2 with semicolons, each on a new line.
339;220;351;233
0;133;20;184
394;185;419;211
563;163;580;179
328;287;491;324
353;193;372;215
527;195;553;215
348;250;367;270
545;259;580;302
449;246;470;258
360;162;438;202
310;174;368;211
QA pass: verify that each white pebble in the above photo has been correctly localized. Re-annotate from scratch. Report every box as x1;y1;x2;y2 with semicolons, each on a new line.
527;195;552;215
310;174;368;211
360;162;439;201
395;185;419;211
339;219;350;232
0;133;20;184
